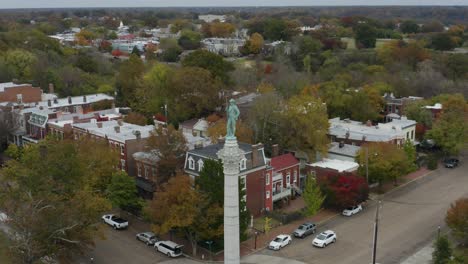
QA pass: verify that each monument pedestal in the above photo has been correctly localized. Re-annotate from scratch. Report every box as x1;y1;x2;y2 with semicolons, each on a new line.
217;137;243;264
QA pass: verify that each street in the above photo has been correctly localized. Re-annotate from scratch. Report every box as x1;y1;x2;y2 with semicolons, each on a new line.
71;157;468;264
258;158;468;264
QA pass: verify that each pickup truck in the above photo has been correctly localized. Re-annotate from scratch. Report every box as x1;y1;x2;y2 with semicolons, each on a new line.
102;214;129;230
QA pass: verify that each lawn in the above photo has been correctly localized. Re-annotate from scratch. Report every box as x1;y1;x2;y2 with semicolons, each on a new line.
0;231;12;264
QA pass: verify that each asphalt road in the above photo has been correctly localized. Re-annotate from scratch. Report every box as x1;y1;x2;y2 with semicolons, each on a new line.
258;159;468;264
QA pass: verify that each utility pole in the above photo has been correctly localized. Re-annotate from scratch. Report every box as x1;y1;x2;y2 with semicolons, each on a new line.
366;146;369;183
372;201;381;264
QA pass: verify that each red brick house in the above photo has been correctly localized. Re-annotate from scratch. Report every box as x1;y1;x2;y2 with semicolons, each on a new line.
0;82;43;104
264;153;301;212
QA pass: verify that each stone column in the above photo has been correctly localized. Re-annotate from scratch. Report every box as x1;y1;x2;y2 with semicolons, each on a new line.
217;137;244;264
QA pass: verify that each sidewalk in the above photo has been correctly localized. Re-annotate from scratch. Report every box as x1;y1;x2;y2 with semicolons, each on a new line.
400;244;433;264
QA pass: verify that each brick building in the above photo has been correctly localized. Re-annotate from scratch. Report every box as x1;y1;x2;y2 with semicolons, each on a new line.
72;120;154;175
0;82;43;104
382;93;423;122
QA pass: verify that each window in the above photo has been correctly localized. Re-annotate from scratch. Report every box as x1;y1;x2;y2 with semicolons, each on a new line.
240;158;247;170
411;130;414;140
198;159;204;172
120;144;125;155
294;170;297;183
188;157;195;170
266;191;270;199
137;164;142;177
120;159;125;171
286;172;291;187
265;173;270;185
406;131;410;139
144;166;149;179
152;167;157;178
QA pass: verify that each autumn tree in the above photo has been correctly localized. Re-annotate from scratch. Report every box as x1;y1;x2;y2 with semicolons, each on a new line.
208;119;253;144
279;95;330;161
404;100;433;128
426;94;468;155
431;33;458;51
178;30;202;50
348;85;384;122
357;143;413;187
4;49;37;80
75;29;96;45
167;67;223;122
181;49;234;84
302;175;325;216
446;198;468;245
107;171;143;213
202;22;236;38
241;33;264;55
123;112;148;126
0;138;113;263
147;174;222;256
147;125;187;185
317;172;369;209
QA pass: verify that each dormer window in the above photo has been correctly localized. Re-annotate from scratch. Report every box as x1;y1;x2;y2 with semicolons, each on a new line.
240;158;247;170
198;159;204;172
188;157;195;170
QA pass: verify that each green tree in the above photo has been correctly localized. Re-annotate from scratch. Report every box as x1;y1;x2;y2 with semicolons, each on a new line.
403;140;418;172
400;20;420;34
404;100;433;128
280;95;330;161
348;85;384;122
182;49;234;84
5;49;37;80
131;46;141;57
355;23;377;48
431;33;458;51
123;112;147;126
178;30;202;50
302;175;325;216
116;54;144;106
107;171;143;213
432;235;453;264
426;94;468;155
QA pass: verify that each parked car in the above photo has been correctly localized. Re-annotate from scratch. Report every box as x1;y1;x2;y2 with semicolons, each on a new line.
342;204;363;216
293;222;316;238
444;158;459;168
154;241;183;257
101;214;129;230
312;230;337;248
136;232;158;246
0;211;9;222
268;234;292;250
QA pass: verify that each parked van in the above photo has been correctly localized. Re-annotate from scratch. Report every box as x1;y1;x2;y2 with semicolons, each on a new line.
154;241;183;257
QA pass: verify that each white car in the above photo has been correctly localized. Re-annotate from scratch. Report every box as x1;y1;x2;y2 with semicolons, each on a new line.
154;241;183;257
0;211;9;222
101;214;129;230
342;204;363;216
312;230;337;248
268;234;292;250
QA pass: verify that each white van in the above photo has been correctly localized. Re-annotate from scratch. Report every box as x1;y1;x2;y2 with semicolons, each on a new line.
154;240;183;257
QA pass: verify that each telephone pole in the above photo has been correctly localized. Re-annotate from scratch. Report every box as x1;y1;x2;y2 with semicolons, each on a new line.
372;201;382;264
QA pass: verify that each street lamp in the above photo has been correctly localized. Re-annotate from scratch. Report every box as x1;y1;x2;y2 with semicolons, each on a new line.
205;240;213;261
254;231;259;249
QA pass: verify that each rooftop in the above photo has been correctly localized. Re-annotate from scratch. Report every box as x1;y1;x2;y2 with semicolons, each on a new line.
0;82;31;92
270;153;299;171
425;103;442;110
38;93;114;109
73;120;154;143
309;158;359;172
328;142;361;157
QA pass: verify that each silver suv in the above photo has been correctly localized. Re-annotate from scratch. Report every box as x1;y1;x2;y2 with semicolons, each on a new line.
293;222;316;238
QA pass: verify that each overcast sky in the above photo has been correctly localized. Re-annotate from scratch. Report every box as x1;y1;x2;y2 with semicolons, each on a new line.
0;0;467;9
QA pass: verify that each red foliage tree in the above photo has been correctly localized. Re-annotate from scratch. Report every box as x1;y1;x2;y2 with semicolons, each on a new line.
317;171;369;210
111;49;123;57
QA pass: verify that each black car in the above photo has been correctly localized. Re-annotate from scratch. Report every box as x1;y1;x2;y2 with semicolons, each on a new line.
444;158;459;168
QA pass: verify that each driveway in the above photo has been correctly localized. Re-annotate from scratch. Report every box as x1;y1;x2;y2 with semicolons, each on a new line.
256;158;468;264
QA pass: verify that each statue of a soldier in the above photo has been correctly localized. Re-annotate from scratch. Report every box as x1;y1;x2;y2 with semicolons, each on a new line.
226;99;240;139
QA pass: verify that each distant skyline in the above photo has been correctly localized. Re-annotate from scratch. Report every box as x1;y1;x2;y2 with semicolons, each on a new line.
0;0;467;9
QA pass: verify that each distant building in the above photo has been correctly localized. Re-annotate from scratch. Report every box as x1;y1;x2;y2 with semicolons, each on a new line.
383;93;423;122
307;158;359;179
198;14;226;23
328;117;417;146
201;38;245;56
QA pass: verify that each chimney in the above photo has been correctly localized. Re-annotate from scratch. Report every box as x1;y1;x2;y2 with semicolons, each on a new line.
271;144;279;157
83;95;87;103
72;116;79;123
48;83;54;94
47;99;52;107
117;119;123;126
114;126;120;133
251;143;263;168
134;130;141;140
366;120;372;127
97;122;103;128
53;97;58;104
68;96;72;104
339;141;345;148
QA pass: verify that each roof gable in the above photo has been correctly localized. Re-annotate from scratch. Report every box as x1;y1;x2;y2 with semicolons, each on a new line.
270;153;299;171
